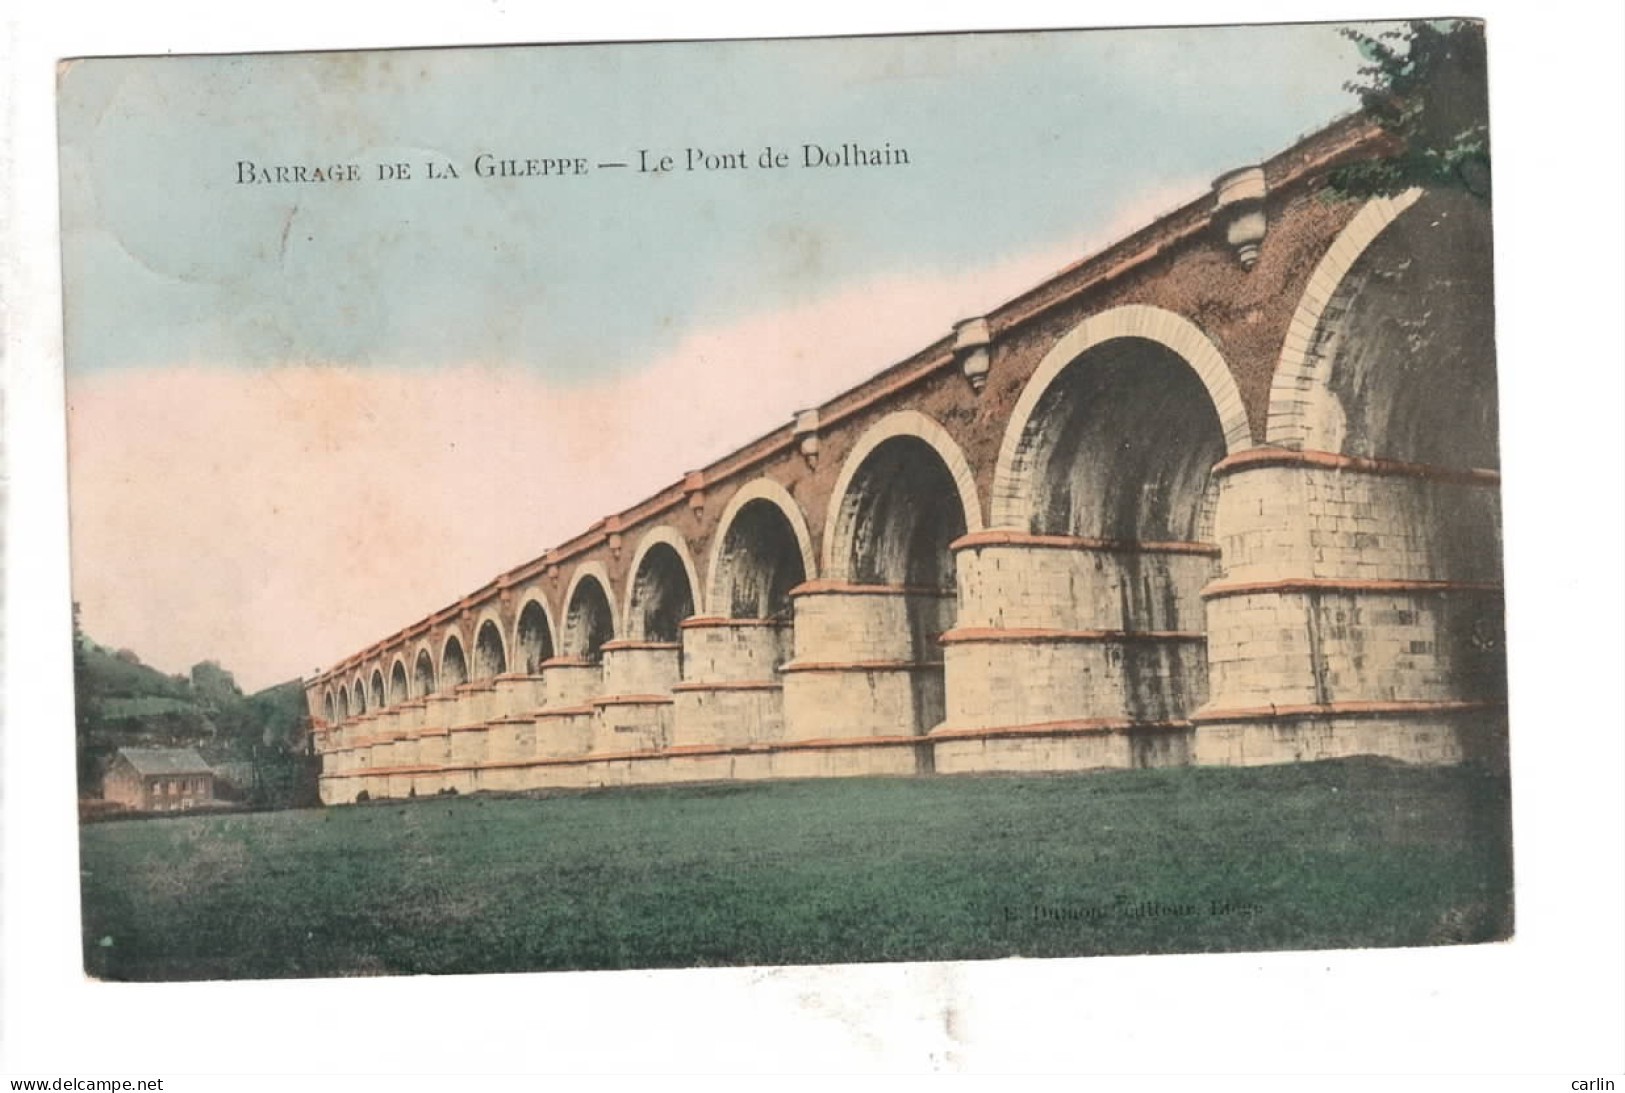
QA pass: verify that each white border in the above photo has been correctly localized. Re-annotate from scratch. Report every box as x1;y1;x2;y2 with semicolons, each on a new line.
4;1;1623;1082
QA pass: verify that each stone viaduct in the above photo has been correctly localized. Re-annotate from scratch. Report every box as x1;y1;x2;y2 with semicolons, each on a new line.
305;115;1505;805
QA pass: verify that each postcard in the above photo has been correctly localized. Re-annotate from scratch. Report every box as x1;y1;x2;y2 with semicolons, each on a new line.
57;20;1511;986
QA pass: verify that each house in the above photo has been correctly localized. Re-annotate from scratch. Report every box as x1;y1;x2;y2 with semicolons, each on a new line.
103;747;216;812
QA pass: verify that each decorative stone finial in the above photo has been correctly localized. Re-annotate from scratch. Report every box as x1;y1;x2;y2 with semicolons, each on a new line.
683;470;706;515
1212;166;1268;270
793;409;820;469
953;317;992;392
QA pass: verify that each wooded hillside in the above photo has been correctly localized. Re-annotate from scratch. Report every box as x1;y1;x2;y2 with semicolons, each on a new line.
74;605;319;808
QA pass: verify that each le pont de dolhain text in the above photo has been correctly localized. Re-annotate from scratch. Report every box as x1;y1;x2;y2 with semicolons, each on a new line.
234;143;910;185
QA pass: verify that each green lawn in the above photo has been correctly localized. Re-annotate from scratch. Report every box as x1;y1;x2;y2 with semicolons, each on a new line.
78;758;1513;981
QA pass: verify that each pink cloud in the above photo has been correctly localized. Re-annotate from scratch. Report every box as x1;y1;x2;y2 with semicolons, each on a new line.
65;181;1205;690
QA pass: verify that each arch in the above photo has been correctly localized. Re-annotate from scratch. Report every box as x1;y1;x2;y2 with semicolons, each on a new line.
388;657;410;704
705;477;817;618
336;686;350;721
1266;188;1495;468
1266;189;1423;451
982;306;1253;725
511;591;558;674
440;632;469;688
562;562;616;661
622;525;702;640
349;677;366;716
822;411;983;582
819;415;974;736
322;688;335;723
473;613;508;678
991;304;1250;530
369;668;386;710
413;644;437;697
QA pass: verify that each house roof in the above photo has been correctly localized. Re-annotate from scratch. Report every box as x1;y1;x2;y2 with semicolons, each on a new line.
116;747;213;777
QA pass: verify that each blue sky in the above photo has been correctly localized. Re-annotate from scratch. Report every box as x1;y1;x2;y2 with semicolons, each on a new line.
57;24;1376;384
58;23;1392;689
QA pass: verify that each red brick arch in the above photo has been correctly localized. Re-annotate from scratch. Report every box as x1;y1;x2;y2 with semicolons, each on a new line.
992;304;1251;531
510;588;559;675
562;561;617;659
1266;189;1424;452
821;410;983;582
621;524;703;639
704;477;817;617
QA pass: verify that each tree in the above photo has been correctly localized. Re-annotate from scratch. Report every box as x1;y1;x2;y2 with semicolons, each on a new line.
73;602;100;794
189;660;243;711
1329;20;1490;202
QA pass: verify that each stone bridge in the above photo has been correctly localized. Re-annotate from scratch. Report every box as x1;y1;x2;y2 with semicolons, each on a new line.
305;115;1505;805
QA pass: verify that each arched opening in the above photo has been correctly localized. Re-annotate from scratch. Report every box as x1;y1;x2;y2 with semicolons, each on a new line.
441;635;468;688
389;659;409;704
838;436;967;589
1304;191;1498;471
515;600;555;673
713;498;808;619
1007;335;1227;721
322;689;335;723
831;435;969;734
564;577;615;663
475;619;507;677
1291;191;1504;703
352;680;367;716
336;688;350;720
414;649;437;696
628;542;697;641
1021;337;1226;543
370;669;386;710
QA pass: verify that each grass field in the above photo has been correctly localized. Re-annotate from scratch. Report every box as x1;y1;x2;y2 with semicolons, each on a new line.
78;758;1514;981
